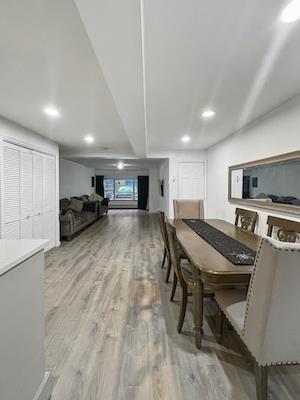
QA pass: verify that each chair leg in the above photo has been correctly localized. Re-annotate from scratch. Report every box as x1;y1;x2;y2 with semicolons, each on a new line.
170;272;177;301
177;285;188;333
254;364;268;400
165;258;172;283
161;247;167;268
216;308;224;344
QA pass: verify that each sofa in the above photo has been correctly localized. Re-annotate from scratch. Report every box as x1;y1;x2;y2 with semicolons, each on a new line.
59;195;110;240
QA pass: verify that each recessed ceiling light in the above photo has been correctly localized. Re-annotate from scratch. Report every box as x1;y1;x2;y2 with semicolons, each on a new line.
201;109;216;119
117;161;124;169
181;135;191;143
281;0;300;23
43;105;60;118
84;135;94;144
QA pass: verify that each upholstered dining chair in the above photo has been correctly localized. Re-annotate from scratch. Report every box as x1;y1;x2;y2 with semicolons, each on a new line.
267;215;300;242
235;208;258;233
166;221;193;333
173;199;204;219
215;237;300;400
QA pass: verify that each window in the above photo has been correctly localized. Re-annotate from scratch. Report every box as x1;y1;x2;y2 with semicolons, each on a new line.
104;179;114;200
104;178;138;201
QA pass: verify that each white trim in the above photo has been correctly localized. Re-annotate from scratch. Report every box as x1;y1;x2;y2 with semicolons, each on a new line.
32;370;51;400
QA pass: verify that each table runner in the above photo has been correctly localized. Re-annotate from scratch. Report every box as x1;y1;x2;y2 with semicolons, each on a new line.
183;219;256;265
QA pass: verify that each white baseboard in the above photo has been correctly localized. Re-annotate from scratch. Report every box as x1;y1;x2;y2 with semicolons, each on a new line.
33;371;52;400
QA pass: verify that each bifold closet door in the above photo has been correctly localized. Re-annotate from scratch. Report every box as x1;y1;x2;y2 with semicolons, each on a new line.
33;153;44;239
43;155;56;249
3;143;21;239
21;150;34;239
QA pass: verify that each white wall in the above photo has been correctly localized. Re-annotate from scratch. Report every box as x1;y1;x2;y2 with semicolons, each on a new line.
60;159;95;199
159;159;169;216
149;168;159;213
0;117;60;246
207;95;300;236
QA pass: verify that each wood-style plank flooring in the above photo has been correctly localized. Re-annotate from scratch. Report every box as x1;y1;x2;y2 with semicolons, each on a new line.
45;210;300;400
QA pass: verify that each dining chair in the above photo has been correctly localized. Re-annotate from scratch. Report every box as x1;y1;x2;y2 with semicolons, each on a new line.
173;199;204;219
159;211;186;283
166;221;193;333
215;237;300;400
267;215;300;242
235;208;258;233
159;211;172;283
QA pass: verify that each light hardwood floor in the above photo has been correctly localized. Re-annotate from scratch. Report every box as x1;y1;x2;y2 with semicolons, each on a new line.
45;210;300;400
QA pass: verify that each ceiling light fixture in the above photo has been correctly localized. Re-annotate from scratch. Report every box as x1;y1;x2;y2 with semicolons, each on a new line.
43;105;60;118
117;161;124;169
281;0;300;23
181;135;191;143
201;109;216;119
84;135;94;144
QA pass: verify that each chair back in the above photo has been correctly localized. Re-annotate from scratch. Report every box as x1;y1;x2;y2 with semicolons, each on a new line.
243;237;300;365
159;211;169;250
166;222;186;286
234;208;258;233
173;199;204;219
267;215;300;242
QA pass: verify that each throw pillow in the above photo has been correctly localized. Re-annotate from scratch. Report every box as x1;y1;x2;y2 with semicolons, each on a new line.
89;192;103;202
69;198;84;212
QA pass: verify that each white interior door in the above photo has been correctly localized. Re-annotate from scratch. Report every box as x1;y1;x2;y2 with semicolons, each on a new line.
43;155;56;249
177;162;205;199
21;150;33;239
33;153;44;239
3;143;21;239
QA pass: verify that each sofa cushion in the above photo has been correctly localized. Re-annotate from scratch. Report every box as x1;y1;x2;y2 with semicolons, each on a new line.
89;192;103;202
60;198;71;212
69;198;84;212
74;211;94;229
82;201;96;212
81;195;89;202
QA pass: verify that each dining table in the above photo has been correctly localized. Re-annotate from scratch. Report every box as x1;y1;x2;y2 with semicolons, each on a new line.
170;219;261;349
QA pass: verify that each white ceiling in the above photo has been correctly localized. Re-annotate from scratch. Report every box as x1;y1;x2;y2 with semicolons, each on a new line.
68;157;163;171
0;1;133;155
1;1;300;158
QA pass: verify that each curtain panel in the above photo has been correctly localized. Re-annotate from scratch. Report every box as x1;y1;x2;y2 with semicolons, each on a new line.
95;175;104;197
137;176;149;210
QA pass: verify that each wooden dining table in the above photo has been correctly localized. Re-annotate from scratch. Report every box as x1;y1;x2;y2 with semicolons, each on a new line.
170;219;261;349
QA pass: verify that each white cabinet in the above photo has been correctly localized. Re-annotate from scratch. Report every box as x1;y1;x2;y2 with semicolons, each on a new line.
1;141;56;250
43;156;56;249
33;153;44;240
21;150;34;239
3;143;21;239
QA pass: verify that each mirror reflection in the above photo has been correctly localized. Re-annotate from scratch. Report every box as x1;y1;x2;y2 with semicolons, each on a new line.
231;158;300;207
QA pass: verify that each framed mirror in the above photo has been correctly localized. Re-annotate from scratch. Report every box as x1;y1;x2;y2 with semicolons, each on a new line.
228;151;300;215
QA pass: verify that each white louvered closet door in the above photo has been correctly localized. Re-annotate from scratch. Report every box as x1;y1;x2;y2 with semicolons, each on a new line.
21;150;34;239
33;153;44;239
43;155;56;249
3;143;21;239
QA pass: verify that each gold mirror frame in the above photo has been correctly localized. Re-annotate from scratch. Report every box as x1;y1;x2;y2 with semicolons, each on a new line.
228;151;300;215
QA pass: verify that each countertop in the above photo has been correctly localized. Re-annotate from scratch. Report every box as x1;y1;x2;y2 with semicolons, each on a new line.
0;239;49;277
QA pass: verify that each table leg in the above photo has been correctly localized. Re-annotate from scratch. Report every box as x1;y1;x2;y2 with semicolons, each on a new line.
192;279;204;349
